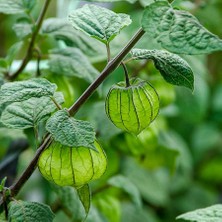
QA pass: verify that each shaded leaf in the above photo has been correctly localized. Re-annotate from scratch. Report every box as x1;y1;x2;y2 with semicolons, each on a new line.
55;186;85;221
131;48;194;90
108;174;142;208
121;202;158;222
48;47;99;82
46;109;96;150
77;184;91;219
68;4;131;44
142;1;222;54
13;22;33;39
94;193;121;222
85;0;136;2
1;92;64;129
176;204;222;222
0;0;36;14
122;158;170;206
8;200;54;222
6;42;23;65
42;18;106;62
0;78;57;108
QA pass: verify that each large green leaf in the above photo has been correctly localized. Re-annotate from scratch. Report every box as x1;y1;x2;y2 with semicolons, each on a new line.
0;0;36;14
77;184;91;219
176;204;222;222
48;47;99;82
0;78;57;108
131;48;194;90
1;92;64;129
68;4;131;44
142;1;222;54
8;200;54;222
46;109;96;150
108;175;142;208
42;18;106;61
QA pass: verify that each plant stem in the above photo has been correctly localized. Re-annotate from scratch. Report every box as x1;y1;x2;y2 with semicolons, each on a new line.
106;43;111;62
50;96;62;110
6;0;51;81
121;62;130;87
68;28;145;116
0;28;145;206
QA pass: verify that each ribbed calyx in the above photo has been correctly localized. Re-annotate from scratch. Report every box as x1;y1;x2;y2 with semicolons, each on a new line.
38;140;107;187
105;78;159;135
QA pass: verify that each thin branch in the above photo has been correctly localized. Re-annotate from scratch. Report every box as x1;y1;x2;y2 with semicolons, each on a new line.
68;28;145;116
121;62;130;87
0;28;145;206
50;96;62;110
6;0;51;81
33;48;42;77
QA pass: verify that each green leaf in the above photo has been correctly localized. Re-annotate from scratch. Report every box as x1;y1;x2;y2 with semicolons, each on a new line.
13;22;33;39
55;186;85;221
121;202;158;222
139;0;154;7
108;174;142;208
8;200;54;222
176;204;222;222
77;184;91;219
46;109;96;150
131;49;194;90
94;193;121;222
85;0;136;2
0;0;36;14
0;177;7;191
48;47;99;82
142;1;222;54
68;4;131;44
42;18;106;62
6;42;23;66
0;78;57;108
122;158;170;206
1;92;64;129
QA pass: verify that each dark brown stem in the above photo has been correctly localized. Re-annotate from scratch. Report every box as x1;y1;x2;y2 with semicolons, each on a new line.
0;28;145;207
34;48;42;77
6;0;51;81
68;28;145;116
121;62;130;87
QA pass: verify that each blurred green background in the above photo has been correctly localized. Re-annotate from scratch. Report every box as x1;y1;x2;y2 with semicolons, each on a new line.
1;0;222;221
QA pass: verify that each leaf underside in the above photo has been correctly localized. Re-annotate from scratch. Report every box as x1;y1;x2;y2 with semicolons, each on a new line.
176;204;222;222
131;48;194;90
